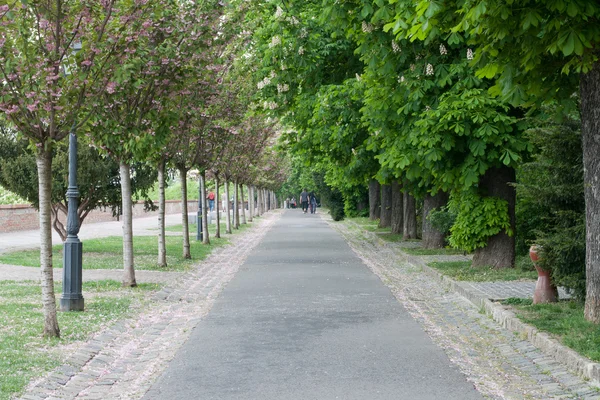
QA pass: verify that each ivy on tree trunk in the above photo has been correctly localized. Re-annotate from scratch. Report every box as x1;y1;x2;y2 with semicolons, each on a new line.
471;166;516;269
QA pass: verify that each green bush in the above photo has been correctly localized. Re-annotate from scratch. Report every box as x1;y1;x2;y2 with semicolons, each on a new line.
447;190;512;252
515;115;585;299
427;206;456;236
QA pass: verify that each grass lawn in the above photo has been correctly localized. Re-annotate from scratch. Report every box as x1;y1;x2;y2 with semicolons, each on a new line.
501;298;600;362
0;220;255;272
0;280;159;400
427;256;537;281
400;247;465;256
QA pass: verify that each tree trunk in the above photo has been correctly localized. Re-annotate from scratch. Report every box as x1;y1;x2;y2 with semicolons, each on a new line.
472;166;516;268
403;192;417;240
379;184;392;228
215;176;221;239
120;162;137;286
225;178;232;234
200;171;210;245
391;180;403;234
256;187;261;215
36;148;60;337
369;179;381;220
233;180;239;229
422;191;449;249
157;158;167;267
240;183;247;224
581;60;600;322
179;167;191;259
248;185;254;222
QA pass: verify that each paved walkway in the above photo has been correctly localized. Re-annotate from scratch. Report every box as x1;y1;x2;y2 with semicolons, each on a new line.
8;210;600;399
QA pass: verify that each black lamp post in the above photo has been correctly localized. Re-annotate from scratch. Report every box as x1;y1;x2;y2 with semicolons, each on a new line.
196;175;203;241
60;41;84;312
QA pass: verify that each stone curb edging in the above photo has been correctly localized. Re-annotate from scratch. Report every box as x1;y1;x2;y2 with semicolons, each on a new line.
368;234;600;387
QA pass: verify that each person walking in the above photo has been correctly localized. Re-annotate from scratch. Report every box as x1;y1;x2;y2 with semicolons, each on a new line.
207;190;215;212
300;188;309;214
310;192;317;214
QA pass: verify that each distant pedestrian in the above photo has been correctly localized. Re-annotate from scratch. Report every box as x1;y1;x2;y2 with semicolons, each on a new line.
300;188;309;213
207;191;215;212
310;193;317;214
291;197;297;208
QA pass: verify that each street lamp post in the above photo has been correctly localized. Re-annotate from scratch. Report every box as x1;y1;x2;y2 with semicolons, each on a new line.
197;175;203;241
60;41;84;312
60;126;84;311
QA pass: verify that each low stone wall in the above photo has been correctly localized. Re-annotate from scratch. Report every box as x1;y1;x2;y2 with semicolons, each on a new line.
0;200;199;233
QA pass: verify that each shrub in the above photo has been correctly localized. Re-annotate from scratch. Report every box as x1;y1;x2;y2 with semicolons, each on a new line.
515;115;585;299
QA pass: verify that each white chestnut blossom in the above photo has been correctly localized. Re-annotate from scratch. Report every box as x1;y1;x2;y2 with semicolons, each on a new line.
298;46;305;55
361;21;373;33
355;73;361;81
439;44;447;55
274;6;283;18
425;63;434;76
300;28;308;38
391;41;401;53
277;83;290;93
467;48;474;60
269;35;281;48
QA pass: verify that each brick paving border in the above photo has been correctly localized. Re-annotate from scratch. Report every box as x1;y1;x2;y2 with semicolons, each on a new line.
334;217;600;399
18;211;281;400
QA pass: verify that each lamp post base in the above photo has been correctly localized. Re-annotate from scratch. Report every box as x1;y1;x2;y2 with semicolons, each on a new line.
60;297;85;312
61;239;84;311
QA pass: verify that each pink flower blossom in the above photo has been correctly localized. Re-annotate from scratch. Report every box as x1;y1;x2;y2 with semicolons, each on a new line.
81;60;93;67
106;82;117;94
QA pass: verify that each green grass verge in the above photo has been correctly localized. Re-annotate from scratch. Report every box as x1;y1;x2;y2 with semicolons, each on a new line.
501;298;600;362
428;255;537;281
0;280;159;400
401;247;465;256
0;220;258;271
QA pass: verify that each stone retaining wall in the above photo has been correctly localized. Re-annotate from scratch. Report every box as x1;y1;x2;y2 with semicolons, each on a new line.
0;200;199;233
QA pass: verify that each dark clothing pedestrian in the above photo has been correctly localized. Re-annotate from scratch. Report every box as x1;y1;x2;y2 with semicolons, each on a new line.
300;190;309;213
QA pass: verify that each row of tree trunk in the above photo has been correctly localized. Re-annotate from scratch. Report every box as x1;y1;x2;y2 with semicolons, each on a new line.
367;166;516;267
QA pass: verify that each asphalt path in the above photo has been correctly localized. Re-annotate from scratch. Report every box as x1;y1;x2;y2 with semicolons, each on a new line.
144;210;482;400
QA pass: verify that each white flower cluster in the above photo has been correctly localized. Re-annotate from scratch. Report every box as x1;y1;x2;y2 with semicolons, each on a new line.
398;75;405;83
391;41;401;53
270;70;277;78
298;46;305;55
277;83;290;93
257;76;271;89
355;73;361;81
290;16;299;25
269;35;281;48
467;48;474;60
274;6;283;18
281;62;287;70
439;44;447;55
300;28;308;38
361;21;373;33
425;106;431;111
410;64;416;71
425;63;434;76
263;101;278;110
